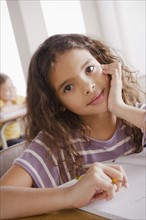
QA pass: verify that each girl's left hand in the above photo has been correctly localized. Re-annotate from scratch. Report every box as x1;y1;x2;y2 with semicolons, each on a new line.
102;61;125;113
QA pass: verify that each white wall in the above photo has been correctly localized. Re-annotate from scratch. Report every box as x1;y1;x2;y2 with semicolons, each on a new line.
80;0;145;76
40;0;86;36
1;0;145;98
1;0;26;96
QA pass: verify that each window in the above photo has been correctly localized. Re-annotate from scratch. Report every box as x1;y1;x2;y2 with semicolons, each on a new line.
1;0;26;96
40;0;86;36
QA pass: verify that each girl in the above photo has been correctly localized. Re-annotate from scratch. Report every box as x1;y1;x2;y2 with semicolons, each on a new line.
1;34;145;219
0;73;26;148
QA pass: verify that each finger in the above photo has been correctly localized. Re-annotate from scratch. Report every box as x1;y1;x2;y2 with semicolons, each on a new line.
92;191;107;201
111;69;119;85
90;163;121;188
117;62;122;79
102;62;122;79
102;166;124;191
103;164;128;191
108;164;128;181
108;164;129;188
101;64;108;70
90;163;117;185
95;176;116;201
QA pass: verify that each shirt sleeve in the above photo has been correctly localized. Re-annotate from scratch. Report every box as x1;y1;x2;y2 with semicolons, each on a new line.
14;95;26;105
0;99;4;107
13;138;61;188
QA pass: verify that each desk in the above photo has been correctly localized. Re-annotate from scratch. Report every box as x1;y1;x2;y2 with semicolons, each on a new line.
0;107;27;149
12;209;108;220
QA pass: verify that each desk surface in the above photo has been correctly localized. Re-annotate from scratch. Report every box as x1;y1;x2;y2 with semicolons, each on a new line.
0;107;27;149
12;209;108;220
0;107;27;123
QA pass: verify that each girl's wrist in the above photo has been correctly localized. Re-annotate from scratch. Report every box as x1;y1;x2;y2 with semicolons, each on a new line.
111;104;145;130
46;187;74;211
141;112;146;133
61;185;77;209
110;102;126;117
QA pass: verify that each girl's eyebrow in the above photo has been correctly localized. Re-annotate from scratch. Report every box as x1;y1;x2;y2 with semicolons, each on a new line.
57;78;74;92
80;59;92;71
57;59;92;92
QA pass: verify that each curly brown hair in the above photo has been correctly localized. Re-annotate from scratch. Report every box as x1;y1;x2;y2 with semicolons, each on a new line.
26;34;144;181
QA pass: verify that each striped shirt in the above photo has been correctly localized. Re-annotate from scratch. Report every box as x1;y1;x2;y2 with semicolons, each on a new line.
14;104;146;188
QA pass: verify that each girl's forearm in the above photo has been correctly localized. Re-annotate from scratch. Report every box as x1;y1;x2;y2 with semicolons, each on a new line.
0;186;72;219
113;104;145;130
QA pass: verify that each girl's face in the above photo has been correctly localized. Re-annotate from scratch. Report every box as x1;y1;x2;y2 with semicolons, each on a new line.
0;78;16;102
51;49;110;119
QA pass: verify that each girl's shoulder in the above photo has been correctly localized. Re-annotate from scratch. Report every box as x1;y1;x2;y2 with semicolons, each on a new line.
26;131;52;153
13;132;60;188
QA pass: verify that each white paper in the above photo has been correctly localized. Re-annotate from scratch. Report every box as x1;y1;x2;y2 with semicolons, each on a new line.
80;164;145;220
60;149;146;220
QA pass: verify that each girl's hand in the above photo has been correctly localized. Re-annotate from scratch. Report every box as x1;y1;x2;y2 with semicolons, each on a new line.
67;163;128;208
102;62;125;114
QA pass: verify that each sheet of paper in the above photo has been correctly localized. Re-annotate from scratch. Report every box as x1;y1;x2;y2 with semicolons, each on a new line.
80;164;145;220
60;149;146;220
114;149;146;166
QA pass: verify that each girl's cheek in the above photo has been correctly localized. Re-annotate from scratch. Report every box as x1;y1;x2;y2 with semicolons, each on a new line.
102;72;110;83
105;75;109;82
103;74;111;90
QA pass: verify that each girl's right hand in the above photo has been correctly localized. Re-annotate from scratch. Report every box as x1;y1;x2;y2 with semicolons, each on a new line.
67;162;128;208
102;62;124;112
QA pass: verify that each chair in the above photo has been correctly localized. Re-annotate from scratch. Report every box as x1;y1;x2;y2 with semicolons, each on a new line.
0;141;28;178
0;120;16;150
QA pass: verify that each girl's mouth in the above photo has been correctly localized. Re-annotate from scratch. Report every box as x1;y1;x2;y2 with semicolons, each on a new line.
87;91;104;105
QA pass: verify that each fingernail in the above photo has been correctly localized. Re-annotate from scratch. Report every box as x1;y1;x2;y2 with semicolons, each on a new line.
125;182;129;188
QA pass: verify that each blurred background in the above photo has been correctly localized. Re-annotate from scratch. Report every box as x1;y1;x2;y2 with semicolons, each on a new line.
1;0;145;97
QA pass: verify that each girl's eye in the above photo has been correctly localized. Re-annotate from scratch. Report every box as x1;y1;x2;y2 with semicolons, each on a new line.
64;84;74;93
86;65;94;74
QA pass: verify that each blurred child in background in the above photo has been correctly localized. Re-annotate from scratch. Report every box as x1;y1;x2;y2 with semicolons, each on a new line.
0;73;26;148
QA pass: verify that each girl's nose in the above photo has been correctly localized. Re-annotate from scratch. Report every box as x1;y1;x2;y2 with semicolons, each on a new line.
83;83;96;96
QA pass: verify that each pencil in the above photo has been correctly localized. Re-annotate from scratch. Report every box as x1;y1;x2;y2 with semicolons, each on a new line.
112;178;126;184
76;176;126;184
76;176;82;180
